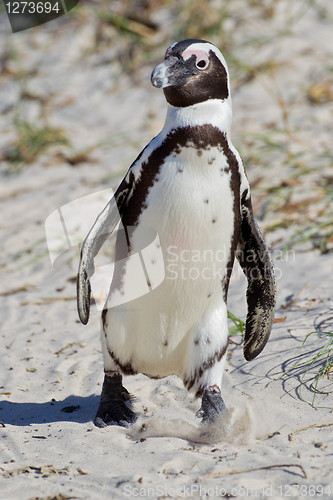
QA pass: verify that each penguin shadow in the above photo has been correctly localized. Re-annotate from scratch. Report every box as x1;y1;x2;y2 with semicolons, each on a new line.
0;395;99;426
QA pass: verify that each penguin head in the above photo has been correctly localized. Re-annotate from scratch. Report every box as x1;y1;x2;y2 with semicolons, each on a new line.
151;39;230;108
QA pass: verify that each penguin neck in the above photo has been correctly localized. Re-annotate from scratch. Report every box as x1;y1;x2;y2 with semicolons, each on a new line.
162;98;232;137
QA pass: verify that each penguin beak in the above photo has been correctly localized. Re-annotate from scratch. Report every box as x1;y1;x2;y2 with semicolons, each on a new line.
151;56;190;89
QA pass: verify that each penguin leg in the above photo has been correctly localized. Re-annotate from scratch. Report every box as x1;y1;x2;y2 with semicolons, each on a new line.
94;318;137;427
194;351;229;423
183;332;229;423
94;371;137;428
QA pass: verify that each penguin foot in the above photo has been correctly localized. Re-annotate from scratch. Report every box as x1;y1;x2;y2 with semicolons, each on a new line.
196;385;227;423
94;372;137;428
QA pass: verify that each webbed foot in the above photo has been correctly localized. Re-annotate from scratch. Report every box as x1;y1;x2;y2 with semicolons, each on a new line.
196;385;227;423
94;372;137;428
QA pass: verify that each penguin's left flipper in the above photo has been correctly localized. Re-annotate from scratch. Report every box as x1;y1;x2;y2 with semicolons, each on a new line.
77;177;132;325
237;189;277;361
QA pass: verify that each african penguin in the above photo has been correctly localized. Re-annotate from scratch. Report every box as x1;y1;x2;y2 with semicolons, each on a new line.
77;39;276;427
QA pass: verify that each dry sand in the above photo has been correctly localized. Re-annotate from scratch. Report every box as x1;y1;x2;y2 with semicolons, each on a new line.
1;1;333;498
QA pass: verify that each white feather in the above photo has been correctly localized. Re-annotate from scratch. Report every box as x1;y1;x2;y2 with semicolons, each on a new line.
103;101;237;383
163;98;232;136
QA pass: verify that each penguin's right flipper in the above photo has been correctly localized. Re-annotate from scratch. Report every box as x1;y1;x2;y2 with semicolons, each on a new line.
237;189;276;361
77;177;132;325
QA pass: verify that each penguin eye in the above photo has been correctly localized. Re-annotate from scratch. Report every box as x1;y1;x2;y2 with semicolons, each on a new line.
196;59;209;70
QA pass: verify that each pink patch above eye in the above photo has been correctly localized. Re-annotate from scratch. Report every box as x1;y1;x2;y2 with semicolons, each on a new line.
182;48;209;65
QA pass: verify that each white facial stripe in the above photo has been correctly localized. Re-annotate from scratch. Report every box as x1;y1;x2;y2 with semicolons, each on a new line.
185;43;229;74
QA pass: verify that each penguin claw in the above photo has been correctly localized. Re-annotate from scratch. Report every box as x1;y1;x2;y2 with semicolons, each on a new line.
94;416;108;428
94;402;137;428
195;409;204;418
94;410;137;428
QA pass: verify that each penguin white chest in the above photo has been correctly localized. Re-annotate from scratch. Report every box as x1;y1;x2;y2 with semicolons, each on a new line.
136;145;236;265
104;144;237;377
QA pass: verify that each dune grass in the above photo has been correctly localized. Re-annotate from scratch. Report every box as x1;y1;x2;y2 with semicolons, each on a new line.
227;310;245;338
283;330;333;406
299;331;333;405
4;118;69;169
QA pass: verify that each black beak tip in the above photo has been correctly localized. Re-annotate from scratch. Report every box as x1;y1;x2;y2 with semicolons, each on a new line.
151;76;163;88
151;61;170;89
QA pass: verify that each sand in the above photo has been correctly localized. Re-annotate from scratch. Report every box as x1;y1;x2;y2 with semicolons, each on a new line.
1;1;333;498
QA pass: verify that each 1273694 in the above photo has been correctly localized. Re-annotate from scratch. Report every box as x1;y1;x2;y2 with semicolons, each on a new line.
5;1;61;14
